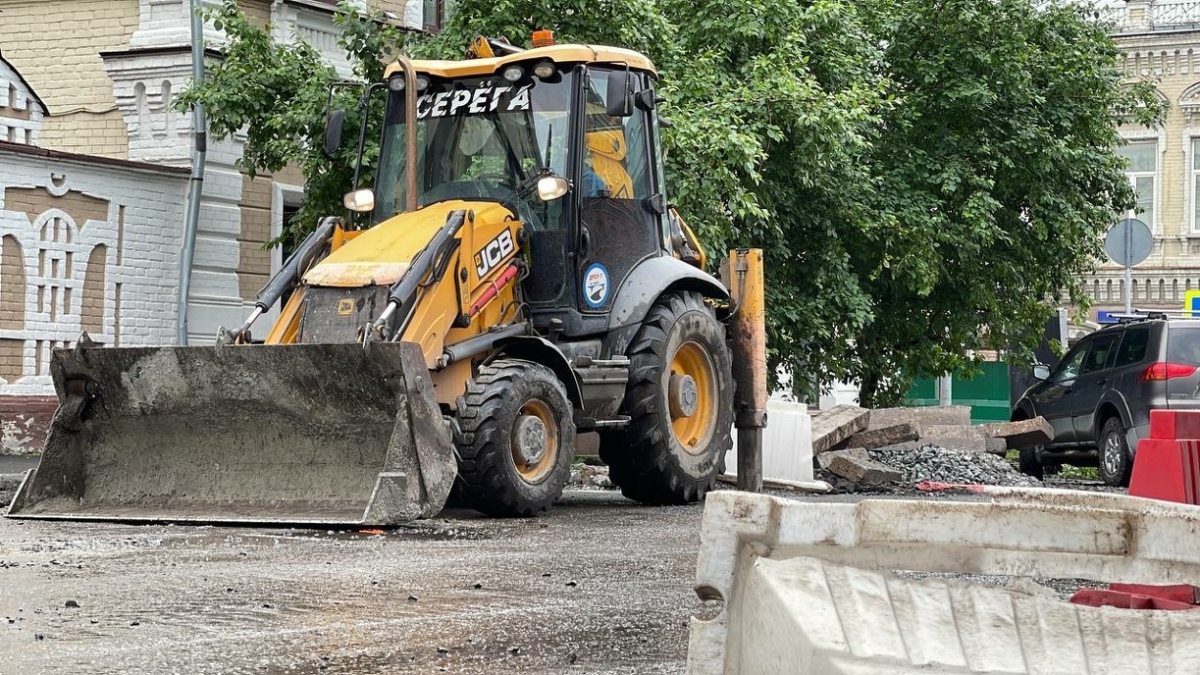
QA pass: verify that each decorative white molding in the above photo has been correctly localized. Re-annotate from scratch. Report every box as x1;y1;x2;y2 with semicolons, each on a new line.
0;55;47;146
0;158;188;391
271;2;355;79
102;51;197;166
129;0;225;50
1083;268;1200;305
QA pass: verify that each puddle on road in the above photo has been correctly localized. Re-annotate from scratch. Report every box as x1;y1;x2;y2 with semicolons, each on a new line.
144;517;503;550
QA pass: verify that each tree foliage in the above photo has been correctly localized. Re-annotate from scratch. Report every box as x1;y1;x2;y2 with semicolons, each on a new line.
179;0;1161;406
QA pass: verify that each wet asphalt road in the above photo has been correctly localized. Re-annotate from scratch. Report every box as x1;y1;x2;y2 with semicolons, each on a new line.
0;491;706;675
0;474;1123;675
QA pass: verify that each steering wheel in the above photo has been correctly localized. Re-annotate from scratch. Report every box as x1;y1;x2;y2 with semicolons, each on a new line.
474;172;517;188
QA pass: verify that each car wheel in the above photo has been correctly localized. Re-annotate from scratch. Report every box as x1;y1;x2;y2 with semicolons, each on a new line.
1018;445;1043;480
1099;417;1133;488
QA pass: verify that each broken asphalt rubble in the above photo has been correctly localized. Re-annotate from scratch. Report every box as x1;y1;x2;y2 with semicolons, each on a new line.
811;405;1052;490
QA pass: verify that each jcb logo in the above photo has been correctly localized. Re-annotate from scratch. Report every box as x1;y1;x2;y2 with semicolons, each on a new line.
474;229;515;277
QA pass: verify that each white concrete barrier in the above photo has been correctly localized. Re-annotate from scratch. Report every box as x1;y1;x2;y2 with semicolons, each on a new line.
727;399;814;483
689;489;1200;675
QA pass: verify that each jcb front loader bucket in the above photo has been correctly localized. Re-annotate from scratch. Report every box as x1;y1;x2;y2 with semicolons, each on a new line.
6;341;456;526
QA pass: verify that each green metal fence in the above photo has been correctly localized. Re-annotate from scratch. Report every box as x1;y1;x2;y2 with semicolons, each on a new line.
905;361;1011;424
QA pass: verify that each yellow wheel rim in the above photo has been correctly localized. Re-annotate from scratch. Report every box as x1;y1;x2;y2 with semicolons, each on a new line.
511;399;559;483
669;341;717;455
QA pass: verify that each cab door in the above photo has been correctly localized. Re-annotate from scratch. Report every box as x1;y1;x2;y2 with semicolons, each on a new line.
1070;331;1120;441
1029;339;1091;444
572;67;664;316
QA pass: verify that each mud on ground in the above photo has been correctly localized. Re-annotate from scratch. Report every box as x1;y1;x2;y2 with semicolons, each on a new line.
0;491;704;675
0;477;1128;675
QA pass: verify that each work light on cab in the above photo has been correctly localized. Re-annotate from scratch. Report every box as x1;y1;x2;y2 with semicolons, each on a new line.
537;175;570;201
501;64;524;82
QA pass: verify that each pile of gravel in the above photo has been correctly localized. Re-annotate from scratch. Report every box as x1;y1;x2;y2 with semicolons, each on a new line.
869;443;1042;488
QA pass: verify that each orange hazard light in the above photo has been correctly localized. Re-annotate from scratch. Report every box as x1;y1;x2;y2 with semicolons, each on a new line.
532;30;555;47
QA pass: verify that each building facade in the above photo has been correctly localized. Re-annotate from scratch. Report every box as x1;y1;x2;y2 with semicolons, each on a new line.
0;0;430;450
1087;0;1200;323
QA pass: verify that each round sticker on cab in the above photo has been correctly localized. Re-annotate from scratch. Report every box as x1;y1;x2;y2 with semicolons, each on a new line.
583;263;609;309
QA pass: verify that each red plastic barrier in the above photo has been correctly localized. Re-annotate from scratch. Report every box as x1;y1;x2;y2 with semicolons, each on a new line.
1128;411;1200;505
1150;408;1200;440
1069;589;1199;611
1109;583;1200;604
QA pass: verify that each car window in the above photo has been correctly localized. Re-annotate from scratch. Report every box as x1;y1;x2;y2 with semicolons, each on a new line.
1081;334;1119;375
1052;343;1089;383
1168;327;1200;366
1114;327;1150;367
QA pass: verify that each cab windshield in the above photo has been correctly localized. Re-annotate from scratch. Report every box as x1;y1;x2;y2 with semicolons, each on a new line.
373;69;575;230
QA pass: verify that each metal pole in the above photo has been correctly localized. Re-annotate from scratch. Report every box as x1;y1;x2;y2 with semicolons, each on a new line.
728;249;767;493
396;55;418;213
1124;219;1133;314
178;0;207;345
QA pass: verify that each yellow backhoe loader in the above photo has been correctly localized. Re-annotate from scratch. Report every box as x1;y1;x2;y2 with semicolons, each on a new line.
7;34;766;525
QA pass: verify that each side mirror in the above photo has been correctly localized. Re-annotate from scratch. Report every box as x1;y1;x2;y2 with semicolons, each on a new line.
634;87;656;111
1033;364;1050;381
323;109;346;157
605;69;633;118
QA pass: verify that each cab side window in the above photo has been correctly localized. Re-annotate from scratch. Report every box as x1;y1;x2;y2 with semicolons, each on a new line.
1080;334;1119;375
1114;327;1150;367
1053;343;1089;383
581;71;652;200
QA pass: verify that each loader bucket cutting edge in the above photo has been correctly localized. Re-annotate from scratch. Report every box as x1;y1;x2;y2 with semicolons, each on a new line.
5;341;457;527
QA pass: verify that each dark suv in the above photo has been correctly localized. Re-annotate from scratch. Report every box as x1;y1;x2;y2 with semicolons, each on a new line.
1011;315;1200;486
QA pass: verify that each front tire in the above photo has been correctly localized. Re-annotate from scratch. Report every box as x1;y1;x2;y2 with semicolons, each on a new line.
454;360;576;517
1099;416;1133;487
600;291;734;504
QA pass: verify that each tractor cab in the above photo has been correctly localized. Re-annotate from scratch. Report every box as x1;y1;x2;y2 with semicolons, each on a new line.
369;38;673;338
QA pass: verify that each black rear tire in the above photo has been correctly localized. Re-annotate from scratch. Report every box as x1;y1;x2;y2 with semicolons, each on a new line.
1018;445;1044;480
454;359;576;517
599;291;734;504
1099;416;1133;487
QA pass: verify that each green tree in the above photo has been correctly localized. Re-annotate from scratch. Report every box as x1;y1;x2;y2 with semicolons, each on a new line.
843;0;1161;406
175;1;410;242
179;0;1159;407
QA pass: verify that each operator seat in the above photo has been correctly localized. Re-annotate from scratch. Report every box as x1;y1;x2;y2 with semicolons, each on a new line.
585;129;633;199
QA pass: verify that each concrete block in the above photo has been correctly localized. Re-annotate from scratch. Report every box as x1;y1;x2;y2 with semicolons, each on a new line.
867;405;971;430
827;452;900;485
816;447;868;471
980;416;1053;449
843;421;920;449
728;399;813;482
911;424;991;453
812;404;869;455
688;489;1200;675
